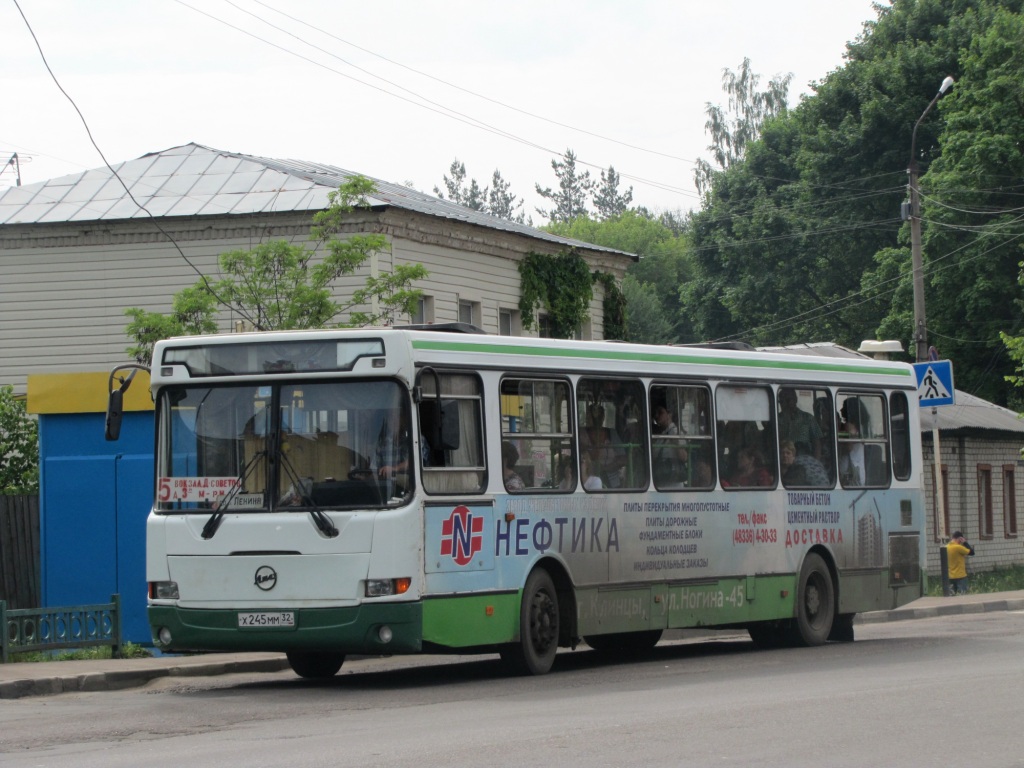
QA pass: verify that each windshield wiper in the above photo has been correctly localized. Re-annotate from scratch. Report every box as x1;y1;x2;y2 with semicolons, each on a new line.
277;446;339;538
201;449;265;540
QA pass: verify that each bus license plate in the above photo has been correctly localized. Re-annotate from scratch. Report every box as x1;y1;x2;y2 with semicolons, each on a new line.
238;611;296;628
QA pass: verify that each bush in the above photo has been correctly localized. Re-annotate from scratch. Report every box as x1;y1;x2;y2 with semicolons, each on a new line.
0;385;39;494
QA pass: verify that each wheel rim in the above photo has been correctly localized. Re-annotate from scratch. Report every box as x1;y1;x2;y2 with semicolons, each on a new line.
805;574;826;628
528;589;558;655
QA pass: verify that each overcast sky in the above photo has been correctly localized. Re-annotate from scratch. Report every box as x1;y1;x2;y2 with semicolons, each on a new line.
1;0;881;218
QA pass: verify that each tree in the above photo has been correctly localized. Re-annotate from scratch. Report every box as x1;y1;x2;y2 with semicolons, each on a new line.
535;149;594;223
487;169;527;224
694;58;792;196
622;274;675;344
593;166;633;220
547;210;694;343
0;385;38;495
435;160;527;223
434;159;487;211
914;5;1024;405
124;176;428;365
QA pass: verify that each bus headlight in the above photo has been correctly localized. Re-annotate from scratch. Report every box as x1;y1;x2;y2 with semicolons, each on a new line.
157;627;173;646
365;578;411;597
149;581;179;600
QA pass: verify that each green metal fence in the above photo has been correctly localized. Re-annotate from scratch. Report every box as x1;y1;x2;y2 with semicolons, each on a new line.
1;594;121;663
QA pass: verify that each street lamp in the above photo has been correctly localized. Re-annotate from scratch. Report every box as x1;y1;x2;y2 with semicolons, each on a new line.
907;75;955;363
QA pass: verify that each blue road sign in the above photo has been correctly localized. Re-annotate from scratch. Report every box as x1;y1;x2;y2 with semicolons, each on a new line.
913;360;955;407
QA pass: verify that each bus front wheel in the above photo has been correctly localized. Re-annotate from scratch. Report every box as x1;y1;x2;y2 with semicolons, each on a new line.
286;650;345;679
789;554;835;646
501;568;559;675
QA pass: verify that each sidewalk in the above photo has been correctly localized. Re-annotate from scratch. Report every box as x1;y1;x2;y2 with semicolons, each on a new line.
3;590;1022;700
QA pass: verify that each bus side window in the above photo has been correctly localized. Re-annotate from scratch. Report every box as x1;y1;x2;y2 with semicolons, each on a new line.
500;377;573;493
716;385;776;489
419;372;485;494
577;377;648;491
650;383;714;490
837;393;890;488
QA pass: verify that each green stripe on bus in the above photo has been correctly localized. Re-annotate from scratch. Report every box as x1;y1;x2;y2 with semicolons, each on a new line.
411;340;913;379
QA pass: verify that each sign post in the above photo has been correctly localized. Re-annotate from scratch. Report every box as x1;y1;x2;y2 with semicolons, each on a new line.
913;361;955;542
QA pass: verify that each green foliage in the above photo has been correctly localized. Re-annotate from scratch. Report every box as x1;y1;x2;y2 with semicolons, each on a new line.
694;57;792;196
927;564;1024;596
434;158;527;223
678;0;1024;407
10;642;151;663
622;274;675;344
535;149;594;223
518;251;594;338
593;166;633;220
124;177;426;365
434;159;487;211
593;271;627;341
924;5;1024;403
0;385;39;495
547;210;694;343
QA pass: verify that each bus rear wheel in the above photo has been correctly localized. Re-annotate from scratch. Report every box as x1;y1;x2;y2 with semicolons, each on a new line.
501;568;559;675
789;553;835;646
286;650;345;679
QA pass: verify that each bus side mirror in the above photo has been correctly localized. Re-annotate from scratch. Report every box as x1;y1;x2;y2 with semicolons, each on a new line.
438;399;460;451
105;389;124;441
421;399;461;451
105;364;146;441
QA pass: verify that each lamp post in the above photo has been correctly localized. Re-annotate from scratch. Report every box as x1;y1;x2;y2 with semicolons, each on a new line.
907;75;955;363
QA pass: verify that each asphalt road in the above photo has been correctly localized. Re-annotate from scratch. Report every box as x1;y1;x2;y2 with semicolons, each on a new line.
2;610;1023;767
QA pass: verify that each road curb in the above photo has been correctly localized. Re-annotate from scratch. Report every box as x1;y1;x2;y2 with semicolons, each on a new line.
0;656;292;700
857;597;1024;624
3;598;1022;700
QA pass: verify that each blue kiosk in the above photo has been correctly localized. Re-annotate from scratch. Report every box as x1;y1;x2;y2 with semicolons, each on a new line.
28;372;155;644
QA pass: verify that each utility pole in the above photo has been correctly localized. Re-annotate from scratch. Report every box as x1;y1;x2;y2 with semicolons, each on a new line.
907;76;955;363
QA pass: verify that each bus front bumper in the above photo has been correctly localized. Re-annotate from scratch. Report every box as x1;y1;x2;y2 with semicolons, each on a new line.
148;602;422;655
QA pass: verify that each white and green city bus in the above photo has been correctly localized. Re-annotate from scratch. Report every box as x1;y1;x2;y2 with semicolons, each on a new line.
106;325;926;677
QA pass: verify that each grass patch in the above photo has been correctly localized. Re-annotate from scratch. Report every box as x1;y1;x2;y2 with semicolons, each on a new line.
8;642;152;663
927;564;1024;596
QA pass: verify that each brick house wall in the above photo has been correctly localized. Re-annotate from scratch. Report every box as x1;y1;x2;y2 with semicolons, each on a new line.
922;433;1024;575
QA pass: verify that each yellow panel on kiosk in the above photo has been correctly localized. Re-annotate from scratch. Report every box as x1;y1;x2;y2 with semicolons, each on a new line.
27;371;153;415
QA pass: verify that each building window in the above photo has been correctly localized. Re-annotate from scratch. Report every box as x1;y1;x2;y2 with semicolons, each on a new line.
499;308;520;336
411;296;434;325
931;464;951;542
978;464;993;539
1003;465;1018;538
458;300;479;327
537;315;553;339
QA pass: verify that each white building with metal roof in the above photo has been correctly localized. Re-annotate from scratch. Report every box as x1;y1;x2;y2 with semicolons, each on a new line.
0;142;635;394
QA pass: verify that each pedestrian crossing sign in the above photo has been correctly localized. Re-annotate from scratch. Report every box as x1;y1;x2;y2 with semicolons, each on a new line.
913;360;955;407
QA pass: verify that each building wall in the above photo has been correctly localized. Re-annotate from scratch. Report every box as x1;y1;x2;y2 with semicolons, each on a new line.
922;434;1024;575
1;209;627;394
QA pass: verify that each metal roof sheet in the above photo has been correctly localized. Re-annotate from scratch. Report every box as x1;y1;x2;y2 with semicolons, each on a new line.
0;142;634;258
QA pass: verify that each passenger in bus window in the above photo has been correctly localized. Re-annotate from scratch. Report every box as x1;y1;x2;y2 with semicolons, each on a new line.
780;440;829;487
728;446;772;487
693;459;714;488
652;404;688;485
557;455;576;490
581;452;604;491
501;441;525;491
838;402;867;486
777;388;823;461
588;426;625;488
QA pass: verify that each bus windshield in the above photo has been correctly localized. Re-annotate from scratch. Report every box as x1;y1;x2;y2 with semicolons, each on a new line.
156;379;412;512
